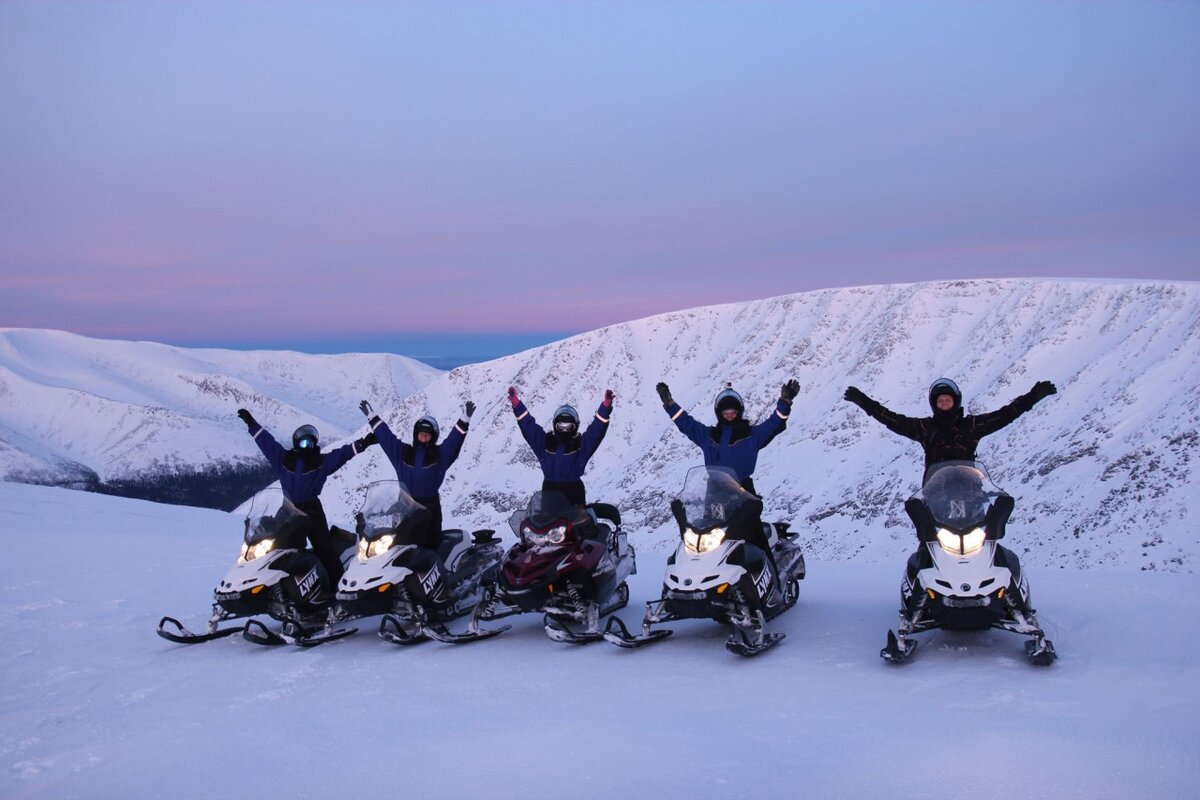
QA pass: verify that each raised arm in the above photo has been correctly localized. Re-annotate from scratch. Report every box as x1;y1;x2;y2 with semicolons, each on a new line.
843;387;924;441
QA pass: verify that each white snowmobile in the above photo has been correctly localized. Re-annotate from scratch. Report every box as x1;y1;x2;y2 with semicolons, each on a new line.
881;460;1057;665
157;487;357;647
604;465;805;656
330;480;507;645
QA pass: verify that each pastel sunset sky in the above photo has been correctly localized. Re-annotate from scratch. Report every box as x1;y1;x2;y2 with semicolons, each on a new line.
2;1;1196;356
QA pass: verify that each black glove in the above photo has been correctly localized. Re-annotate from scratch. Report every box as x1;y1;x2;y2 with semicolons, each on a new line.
655;382;673;405
781;379;799;402
1032;381;1057;400
359;400;373;417
464;401;476;418
843;386;868;406
354;432;378;451
237;408;257;430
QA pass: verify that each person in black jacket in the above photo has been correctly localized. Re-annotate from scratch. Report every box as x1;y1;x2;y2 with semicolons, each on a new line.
237;408;376;589
843;377;1057;474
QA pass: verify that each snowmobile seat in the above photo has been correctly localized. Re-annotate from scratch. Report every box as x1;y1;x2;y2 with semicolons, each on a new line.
985;495;1014;539
589;502;621;527
471;528;499;544
329;525;356;544
438;529;471;571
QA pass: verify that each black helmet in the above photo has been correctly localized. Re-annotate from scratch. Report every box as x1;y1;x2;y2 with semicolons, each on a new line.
413;415;440;443
928;378;961;413
292;424;320;451
552;405;580;436
714;385;744;419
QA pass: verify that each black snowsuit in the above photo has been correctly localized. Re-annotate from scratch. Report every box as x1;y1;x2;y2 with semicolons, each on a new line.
846;386;1051;472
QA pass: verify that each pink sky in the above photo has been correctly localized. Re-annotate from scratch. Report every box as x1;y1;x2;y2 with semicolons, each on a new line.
1;1;1196;352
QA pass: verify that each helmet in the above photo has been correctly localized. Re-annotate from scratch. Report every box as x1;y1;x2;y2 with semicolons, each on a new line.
928;378;961;413
714;385;744;419
412;416;440;443
552;405;580;436
292;424;320;451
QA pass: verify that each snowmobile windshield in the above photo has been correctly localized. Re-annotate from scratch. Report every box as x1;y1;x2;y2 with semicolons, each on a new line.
507;490;590;537
675;465;756;533
243;488;308;547
913;461;1008;532
358;480;428;543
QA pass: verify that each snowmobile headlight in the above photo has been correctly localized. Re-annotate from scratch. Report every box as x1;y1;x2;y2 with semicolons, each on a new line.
239;538;276;563
525;525;568;547
359;533;396;561
936;527;986;557
685;528;726;553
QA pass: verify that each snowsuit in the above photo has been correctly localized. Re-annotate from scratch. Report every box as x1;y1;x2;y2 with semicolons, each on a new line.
661;398;791;492
512;400;610;506
247;424;369;587
846;387;1050;473
366;414;469;549
661;397;792;568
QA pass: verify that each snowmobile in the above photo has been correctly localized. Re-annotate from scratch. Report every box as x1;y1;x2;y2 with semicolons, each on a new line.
880;460;1057;665
157;487;357;647
460;490;636;644
328;480;506;645
604;465;805;656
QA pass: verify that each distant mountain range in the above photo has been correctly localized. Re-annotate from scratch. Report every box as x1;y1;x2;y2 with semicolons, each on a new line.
0;329;440;508
3;279;1197;571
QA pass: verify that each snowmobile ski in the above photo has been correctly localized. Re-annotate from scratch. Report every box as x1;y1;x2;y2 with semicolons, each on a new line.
156;615;244;645
725;628;785;657
602;615;673;649
880;629;918;663
543;613;605;644
242;618;357;647
1025;636;1058;666
378;613;430;646
423;621;511;644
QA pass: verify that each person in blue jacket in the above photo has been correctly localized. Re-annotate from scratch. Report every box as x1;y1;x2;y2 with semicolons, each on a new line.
358;398;475;549
507;385;613;507
655;380;798;574
236;408;376;588
655;380;799;495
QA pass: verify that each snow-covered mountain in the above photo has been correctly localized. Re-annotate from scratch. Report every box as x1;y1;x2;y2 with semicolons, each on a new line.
320;279;1200;572
4;279;1197;571
0;328;441;507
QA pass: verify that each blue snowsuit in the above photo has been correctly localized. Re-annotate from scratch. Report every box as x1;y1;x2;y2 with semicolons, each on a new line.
248;424;368;584
662;398;791;487
367;415;468;547
513;400;610;506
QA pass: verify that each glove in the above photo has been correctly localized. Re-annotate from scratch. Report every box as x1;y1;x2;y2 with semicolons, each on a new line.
507;386;520;408
359;400;373;417
655;382;673;406
1032;381;1057;400
354;432;378;451
844;386;868;406
464;400;476;418
781;379;799;402
603;389;615;408
237;408;257;430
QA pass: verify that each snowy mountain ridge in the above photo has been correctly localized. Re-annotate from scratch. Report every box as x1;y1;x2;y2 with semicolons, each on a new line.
0;328;441;506
3;279;1198;571
320;278;1200;573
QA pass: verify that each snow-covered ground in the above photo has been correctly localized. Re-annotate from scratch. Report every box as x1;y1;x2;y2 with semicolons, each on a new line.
2;480;1196;799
